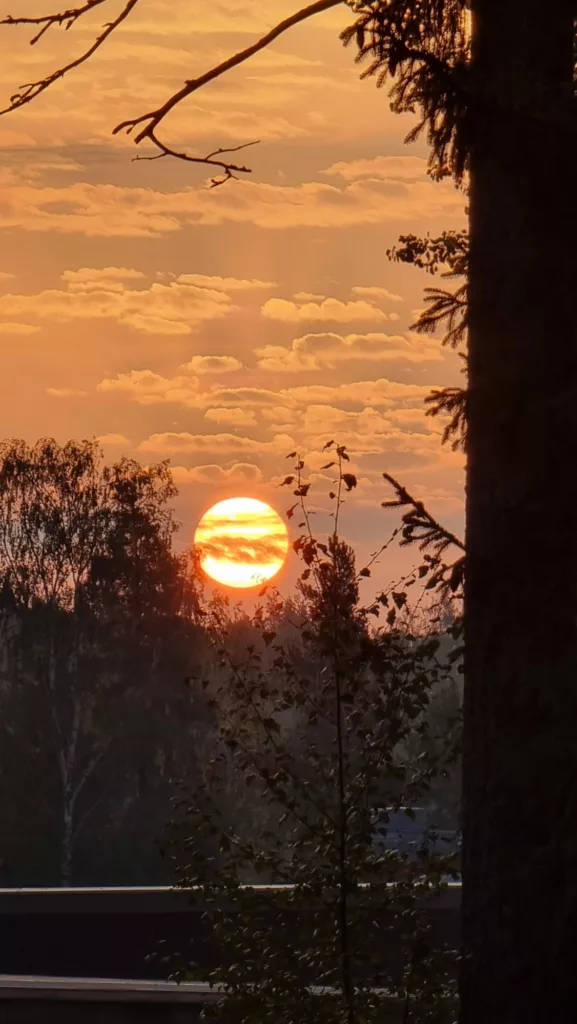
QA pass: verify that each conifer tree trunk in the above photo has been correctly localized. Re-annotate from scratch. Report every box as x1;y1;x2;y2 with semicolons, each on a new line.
462;2;577;1020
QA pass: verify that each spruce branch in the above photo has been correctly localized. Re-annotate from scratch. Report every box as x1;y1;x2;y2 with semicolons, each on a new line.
381;474;464;556
387;229;470;450
381;472;465;600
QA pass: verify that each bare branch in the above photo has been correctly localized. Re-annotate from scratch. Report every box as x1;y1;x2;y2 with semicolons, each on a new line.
0;0;343;175
1;0;110;37
112;0;343;166
133;135;261;188
0;1;140;116
114;0;342;139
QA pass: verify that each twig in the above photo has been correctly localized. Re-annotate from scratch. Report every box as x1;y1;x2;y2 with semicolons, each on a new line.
0;1;140;115
113;0;342;145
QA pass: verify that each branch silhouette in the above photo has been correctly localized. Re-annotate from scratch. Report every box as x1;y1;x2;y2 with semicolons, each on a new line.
382;472;465;598
1;0;342;181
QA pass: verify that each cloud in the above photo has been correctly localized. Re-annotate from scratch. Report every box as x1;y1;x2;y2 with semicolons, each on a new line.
183;355;243;374
177;274;276;291
297;405;441;442
120;313;193;335
0;173;465;237
256;331;443;372
62;267;147;292
98;370;286;410
322;156;430;182
299;404;394;436
352;286;403;302
261;297;399;324
203;388;290;408
170;463;263;486
300;426;446;462
293;291;326;302
259;406;297;424
0;131;36;150
0;322;40;335
138;432;294;455
96;433;131;446
196;533;287;567
97;370;201;406
282;378;434;408
204;407;258;428
0;273;240;335
249;51;324;70
46;387;88;398
0;272;16;282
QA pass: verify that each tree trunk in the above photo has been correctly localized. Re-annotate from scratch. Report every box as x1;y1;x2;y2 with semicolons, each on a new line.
61;788;74;887
461;2;577;1021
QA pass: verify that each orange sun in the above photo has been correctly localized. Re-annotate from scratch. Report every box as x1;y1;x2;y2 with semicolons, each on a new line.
194;497;289;589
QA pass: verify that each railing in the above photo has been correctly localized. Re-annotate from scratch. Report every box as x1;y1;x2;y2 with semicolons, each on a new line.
0;882;462;895
0;886;461;1020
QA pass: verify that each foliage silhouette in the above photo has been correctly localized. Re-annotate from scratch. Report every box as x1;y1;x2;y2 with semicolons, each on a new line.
161;445;463;1024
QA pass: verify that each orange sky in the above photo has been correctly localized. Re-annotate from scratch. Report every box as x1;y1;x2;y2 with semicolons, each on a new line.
0;0;466;595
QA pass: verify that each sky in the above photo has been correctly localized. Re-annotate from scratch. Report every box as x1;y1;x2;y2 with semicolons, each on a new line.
0;0;466;596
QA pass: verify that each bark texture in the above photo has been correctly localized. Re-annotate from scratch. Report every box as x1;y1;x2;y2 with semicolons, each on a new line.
461;2;577;1021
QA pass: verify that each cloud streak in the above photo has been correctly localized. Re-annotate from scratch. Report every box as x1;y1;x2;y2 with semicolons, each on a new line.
137;432;294;455
261;296;400;324
0;270;250;335
256;331;443;372
0;172;465;237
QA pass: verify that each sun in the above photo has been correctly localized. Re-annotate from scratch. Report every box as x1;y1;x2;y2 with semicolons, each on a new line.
194;497;289;589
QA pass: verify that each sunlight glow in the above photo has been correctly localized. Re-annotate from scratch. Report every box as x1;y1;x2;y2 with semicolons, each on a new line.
194;497;289;589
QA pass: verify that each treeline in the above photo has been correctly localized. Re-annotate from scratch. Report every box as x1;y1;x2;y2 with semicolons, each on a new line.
0;439;461;887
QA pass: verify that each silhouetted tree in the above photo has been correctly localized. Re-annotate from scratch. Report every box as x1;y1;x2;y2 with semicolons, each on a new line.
0;438;208;885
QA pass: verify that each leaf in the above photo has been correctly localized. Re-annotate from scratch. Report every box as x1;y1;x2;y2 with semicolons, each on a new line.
321;462;336;470
322;440;335;450
262;631;276;647
449;556;465;592
281;475;294;486
263;717;281;734
302;544;316;566
342;473;357;491
329;491;336;500
359;567;371;578
286;451;297;459
293;484;310;498
286;503;298;520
